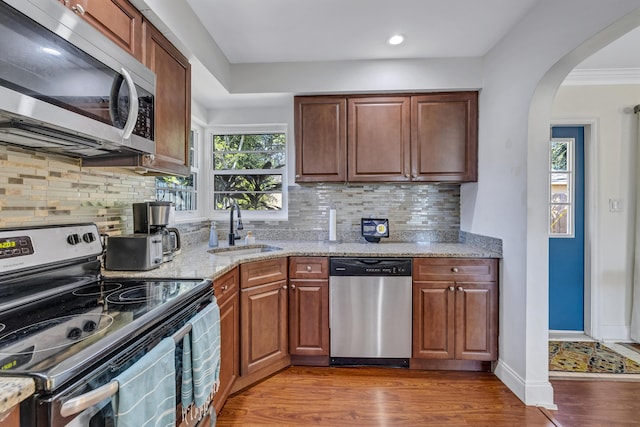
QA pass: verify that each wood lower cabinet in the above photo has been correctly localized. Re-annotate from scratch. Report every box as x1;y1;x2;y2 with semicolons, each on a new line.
0;404;19;427
62;0;143;61
412;258;498;370
233;258;289;392
294;96;347;182
348;96;411;182
288;257;329;364
212;268;239;414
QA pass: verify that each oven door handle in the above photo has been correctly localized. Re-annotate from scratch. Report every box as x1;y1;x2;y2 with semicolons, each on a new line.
60;380;119;418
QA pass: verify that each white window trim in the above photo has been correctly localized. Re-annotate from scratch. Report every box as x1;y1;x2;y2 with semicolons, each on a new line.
209;123;289;222
173;118;208;224
549;137;575;238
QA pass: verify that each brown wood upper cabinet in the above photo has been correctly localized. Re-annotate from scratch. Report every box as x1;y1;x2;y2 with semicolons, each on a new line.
294;92;478;183
75;0;192;176
294;96;347;182
348;96;411;182
141;22;191;176
411;92;478;182
61;0;143;61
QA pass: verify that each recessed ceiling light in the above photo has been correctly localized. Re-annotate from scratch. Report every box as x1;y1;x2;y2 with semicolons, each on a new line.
388;34;405;45
42;47;61;56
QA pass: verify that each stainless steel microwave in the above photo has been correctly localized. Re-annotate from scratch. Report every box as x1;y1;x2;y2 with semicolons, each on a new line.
0;0;155;158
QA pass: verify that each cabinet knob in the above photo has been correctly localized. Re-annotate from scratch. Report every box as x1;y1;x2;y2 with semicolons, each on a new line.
457;286;464;291
451;267;459;273
306;265;312;272
412;174;417;178
448;286;455;291
222;285;228;291
291;284;296;290
295;174;301;178
282;285;288;290
404;174;410;178
72;4;85;15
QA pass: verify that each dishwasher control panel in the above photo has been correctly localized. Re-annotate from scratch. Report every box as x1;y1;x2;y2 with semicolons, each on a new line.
329;258;412;276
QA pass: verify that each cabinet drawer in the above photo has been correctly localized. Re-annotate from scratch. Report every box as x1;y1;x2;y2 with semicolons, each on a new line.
289;257;329;279
413;258;498;282
214;267;239;305
241;258;288;289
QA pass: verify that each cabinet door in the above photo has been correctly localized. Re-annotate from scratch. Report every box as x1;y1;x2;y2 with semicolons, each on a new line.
66;0;143;61
289;279;329;356
454;281;498;360
240;280;288;375
213;288;239;414
412;281;455;359
294;96;347;182
411;92;478;182
348;96;410;182
143;22;191;176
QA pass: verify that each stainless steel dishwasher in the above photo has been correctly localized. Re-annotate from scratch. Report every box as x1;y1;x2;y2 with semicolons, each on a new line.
329;257;412;367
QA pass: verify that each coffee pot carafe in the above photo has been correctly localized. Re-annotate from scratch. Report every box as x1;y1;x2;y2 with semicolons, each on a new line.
133;201;181;262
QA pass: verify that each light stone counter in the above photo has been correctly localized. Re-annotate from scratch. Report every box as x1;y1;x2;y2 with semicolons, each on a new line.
0;377;34;415
102;239;502;280
1;239;500;406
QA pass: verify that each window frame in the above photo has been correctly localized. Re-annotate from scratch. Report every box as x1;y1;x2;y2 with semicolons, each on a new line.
549;137;575;238
209;124;289;221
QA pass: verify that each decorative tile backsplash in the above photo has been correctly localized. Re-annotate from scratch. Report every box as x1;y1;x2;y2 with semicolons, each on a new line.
236;183;461;243
0;145;156;234
0;145;462;243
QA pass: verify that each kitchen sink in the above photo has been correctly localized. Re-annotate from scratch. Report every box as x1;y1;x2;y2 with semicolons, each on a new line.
209;245;282;257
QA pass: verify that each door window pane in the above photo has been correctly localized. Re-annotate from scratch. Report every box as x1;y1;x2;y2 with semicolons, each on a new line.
549;138;574;237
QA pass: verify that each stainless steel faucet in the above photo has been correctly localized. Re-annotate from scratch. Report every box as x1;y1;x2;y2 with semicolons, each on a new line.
228;201;243;245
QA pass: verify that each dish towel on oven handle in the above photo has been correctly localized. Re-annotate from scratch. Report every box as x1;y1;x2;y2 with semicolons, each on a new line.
181;299;221;423
113;337;176;427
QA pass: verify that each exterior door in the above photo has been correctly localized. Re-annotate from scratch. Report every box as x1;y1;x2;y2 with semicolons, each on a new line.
549;126;585;331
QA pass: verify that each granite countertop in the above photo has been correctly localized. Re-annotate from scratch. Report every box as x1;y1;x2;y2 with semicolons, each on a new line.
0;377;34;414
0;239;500;407
102;239;502;280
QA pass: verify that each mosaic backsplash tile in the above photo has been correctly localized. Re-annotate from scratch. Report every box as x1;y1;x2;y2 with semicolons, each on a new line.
0;145;156;234
1;145;463;244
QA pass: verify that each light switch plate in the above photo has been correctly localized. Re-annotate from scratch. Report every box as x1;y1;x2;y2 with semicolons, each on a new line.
609;198;624;212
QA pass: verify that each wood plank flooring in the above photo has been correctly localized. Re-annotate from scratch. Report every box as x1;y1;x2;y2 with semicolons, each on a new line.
216;367;554;426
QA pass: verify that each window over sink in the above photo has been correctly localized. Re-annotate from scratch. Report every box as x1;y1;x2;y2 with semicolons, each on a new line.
211;124;288;220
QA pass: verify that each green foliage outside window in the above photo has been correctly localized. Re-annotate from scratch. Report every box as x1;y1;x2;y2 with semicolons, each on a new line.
213;133;285;211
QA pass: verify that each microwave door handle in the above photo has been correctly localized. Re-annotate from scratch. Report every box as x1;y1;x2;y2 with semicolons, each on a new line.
120;68;139;140
59;380;119;417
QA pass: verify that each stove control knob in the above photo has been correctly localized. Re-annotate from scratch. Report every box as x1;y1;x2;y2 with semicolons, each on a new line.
67;327;83;340
83;320;97;333
67;234;81;245
83;232;96;243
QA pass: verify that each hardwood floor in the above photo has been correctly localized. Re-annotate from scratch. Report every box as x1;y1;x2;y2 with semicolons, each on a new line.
217;367;640;426
217;367;554;426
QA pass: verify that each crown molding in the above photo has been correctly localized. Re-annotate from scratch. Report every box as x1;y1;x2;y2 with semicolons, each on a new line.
562;68;640;86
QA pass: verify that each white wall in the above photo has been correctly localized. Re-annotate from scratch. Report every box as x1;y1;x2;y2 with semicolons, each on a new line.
552;85;640;340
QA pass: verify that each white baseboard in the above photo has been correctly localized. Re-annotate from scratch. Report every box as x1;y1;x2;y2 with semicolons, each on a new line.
494;359;556;409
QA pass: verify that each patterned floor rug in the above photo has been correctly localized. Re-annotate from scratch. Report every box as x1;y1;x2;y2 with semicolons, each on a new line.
549;341;640;374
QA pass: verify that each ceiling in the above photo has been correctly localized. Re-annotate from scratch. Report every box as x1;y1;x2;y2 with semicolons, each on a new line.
184;0;640;109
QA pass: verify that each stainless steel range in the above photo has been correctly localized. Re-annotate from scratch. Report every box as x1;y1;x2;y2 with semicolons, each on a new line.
0;223;213;426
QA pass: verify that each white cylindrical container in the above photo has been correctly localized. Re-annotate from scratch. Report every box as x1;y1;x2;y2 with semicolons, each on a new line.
329;208;337;241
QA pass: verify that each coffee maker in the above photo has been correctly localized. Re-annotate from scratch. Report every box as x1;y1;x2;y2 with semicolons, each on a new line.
133;201;181;262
